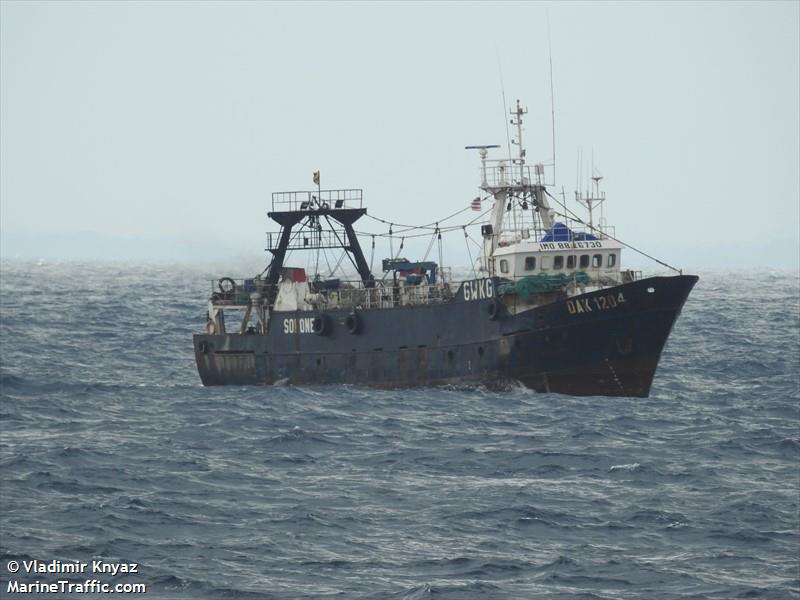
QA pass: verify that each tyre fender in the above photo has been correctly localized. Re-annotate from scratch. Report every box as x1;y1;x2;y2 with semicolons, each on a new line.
487;298;501;321
345;311;362;334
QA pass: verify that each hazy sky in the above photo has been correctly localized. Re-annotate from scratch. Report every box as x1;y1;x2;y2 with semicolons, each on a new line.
1;1;798;270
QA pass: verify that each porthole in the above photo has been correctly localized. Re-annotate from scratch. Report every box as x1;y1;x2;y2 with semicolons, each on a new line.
647;287;655;294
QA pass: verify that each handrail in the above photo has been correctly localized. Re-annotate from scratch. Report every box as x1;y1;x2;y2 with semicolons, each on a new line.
492;224;617;244
208;277;455;310
207;269;642;311
271;189;363;212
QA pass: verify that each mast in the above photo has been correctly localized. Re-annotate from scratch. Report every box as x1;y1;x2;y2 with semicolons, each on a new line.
511;99;526;180
468;99;556;273
575;172;606;234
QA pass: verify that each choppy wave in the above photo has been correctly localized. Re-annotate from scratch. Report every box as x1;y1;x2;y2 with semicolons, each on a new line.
1;260;798;599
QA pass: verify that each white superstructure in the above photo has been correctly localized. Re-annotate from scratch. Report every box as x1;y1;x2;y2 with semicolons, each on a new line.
473;100;625;288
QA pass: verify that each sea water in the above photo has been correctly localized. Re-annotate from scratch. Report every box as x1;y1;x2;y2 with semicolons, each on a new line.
1;261;798;599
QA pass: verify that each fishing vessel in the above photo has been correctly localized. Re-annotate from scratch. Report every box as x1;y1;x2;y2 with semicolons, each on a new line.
193;101;697;397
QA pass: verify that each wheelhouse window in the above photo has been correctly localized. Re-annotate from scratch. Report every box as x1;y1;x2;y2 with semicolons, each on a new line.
540;256;551;270
608;253;617;267
579;254;590;269
592;254;603;268
524;256;536;271
567;255;576;269
500;259;509;274
553;256;564;270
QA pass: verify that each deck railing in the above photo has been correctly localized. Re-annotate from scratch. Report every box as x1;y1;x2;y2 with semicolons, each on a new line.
482;161;537;188
208;267;641;312
265;229;354;252
208;277;455;310
494;224;617;244
270;189;363;212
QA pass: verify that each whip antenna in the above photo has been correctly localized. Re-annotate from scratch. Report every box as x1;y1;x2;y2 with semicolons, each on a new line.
495;49;513;159
547;11;556;184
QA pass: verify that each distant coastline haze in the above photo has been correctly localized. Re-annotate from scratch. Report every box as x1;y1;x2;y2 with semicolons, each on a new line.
1;1;798;270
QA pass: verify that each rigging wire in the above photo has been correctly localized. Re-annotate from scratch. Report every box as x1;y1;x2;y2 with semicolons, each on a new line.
393;236;406;259
464;205;495;227
263;203;489;279
354;205;495;240
437;224;444;273
259;259;271;277
463;227;477;278
330;248;348;277
465;230;484;252
363;205;472;232
422;226;438;262
496;49;513;160
547;10;556;185
380;236;406;283
544;189;681;274
314;216;322;277
271;222;315;277
323;215;362;277
320;245;334;277
263;183;682;278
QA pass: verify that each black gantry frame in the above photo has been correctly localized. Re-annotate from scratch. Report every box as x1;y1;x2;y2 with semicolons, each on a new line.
265;207;374;290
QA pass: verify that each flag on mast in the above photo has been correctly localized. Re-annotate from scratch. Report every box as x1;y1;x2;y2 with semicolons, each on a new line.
313;171;320;185
470;197;481;211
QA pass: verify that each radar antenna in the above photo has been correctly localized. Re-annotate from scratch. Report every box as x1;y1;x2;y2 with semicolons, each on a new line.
465;145;501;186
